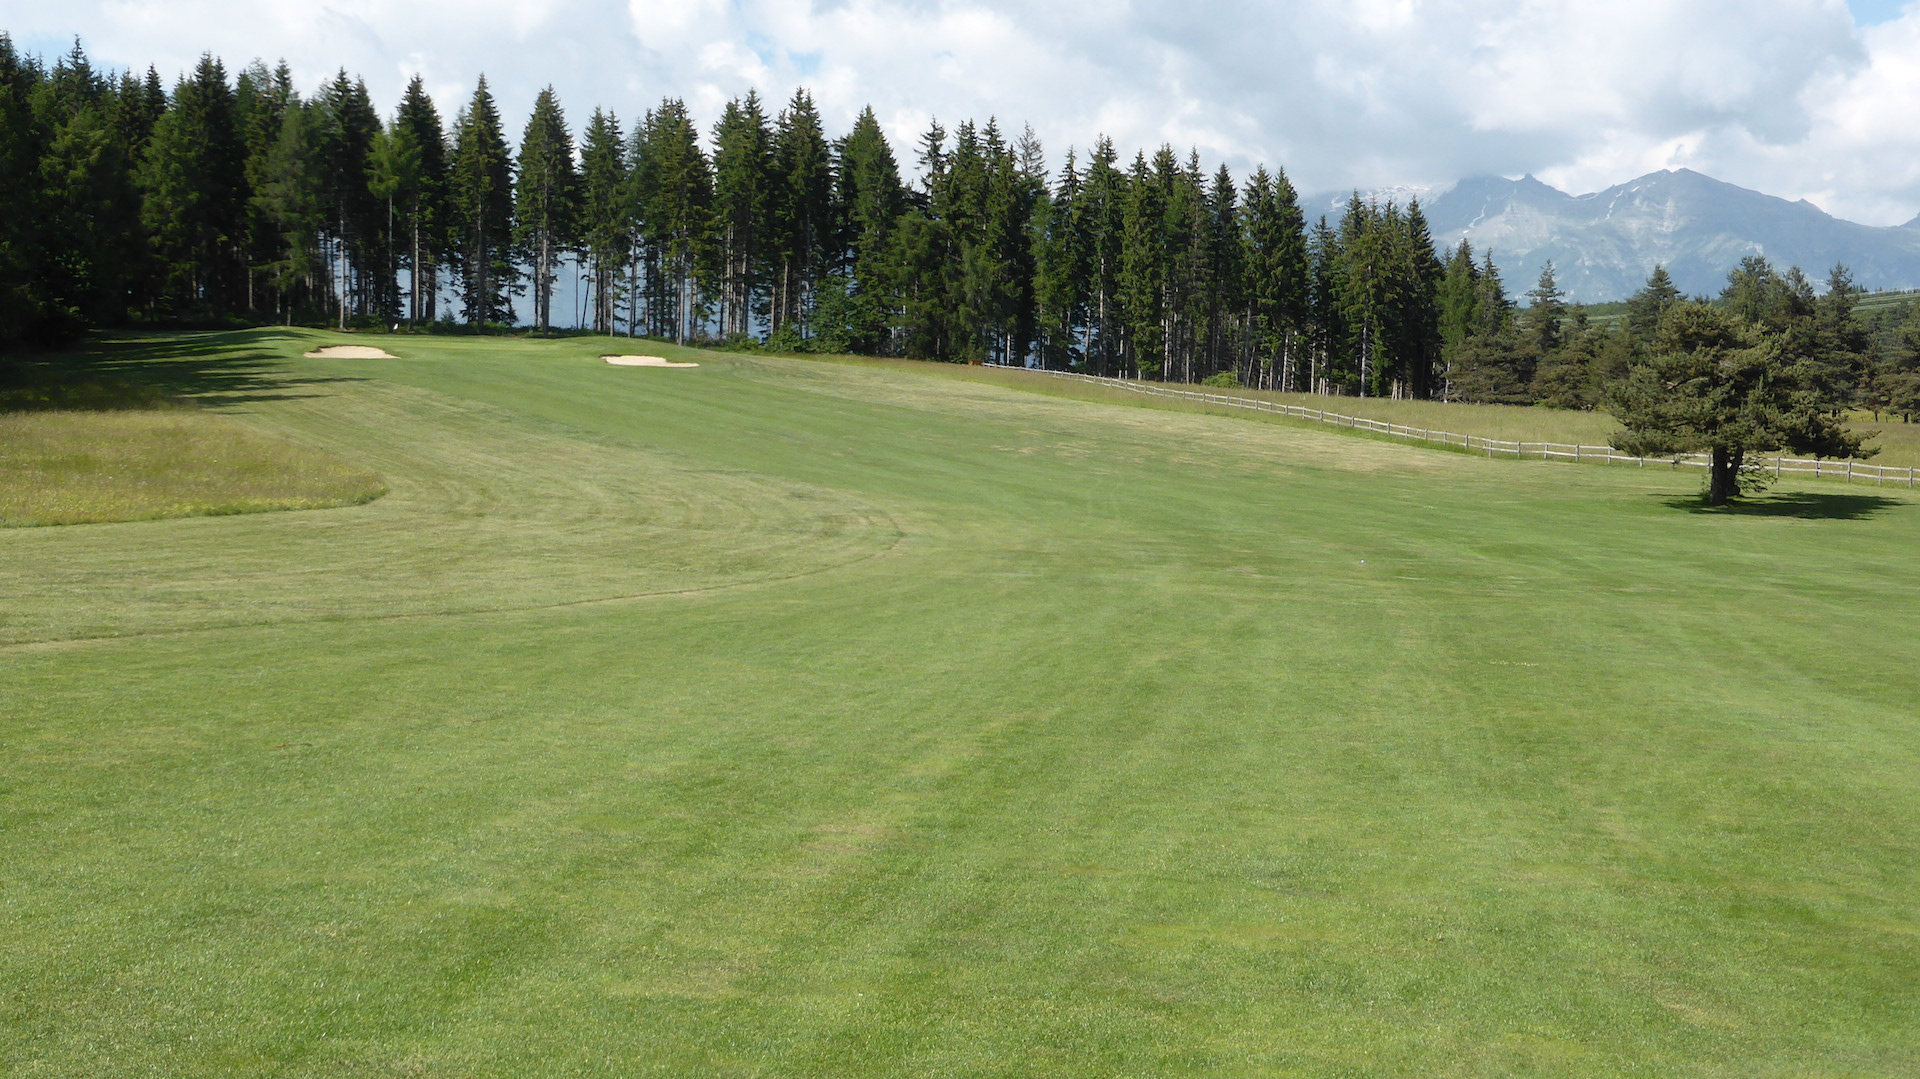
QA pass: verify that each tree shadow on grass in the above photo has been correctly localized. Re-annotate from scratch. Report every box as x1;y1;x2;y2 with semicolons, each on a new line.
2;328;370;412
1656;491;1903;520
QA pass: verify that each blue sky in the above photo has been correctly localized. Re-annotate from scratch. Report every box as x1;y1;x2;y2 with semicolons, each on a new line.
1850;0;1911;26
9;1;1920;225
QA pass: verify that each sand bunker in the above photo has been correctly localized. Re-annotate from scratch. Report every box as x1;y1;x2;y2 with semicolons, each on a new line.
604;355;699;368
305;345;398;359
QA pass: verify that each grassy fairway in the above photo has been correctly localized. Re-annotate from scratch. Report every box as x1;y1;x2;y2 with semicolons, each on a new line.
4;330;1919;1076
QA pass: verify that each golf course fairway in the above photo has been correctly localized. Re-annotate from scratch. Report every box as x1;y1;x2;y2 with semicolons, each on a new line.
4;329;1918;1076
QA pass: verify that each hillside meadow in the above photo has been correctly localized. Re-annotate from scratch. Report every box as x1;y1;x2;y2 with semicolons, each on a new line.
3;329;1918;1076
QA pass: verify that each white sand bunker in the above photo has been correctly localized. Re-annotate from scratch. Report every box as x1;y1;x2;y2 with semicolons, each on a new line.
305;345;398;359
604;355;699;368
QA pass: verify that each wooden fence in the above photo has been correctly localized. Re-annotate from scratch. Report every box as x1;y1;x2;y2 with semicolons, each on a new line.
998;367;1919;488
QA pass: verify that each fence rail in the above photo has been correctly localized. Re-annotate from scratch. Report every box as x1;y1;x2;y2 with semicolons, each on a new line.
995;366;1919;488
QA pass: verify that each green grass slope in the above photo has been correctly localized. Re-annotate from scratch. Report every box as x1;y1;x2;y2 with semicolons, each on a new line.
4;330;1918;1076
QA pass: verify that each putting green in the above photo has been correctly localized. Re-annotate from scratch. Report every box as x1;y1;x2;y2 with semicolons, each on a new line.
3;329;1918;1076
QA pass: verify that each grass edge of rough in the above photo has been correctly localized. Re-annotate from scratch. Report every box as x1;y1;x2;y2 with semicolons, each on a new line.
1;339;389;527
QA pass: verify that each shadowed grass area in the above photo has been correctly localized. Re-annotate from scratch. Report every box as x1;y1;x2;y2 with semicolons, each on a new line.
3;329;1919;1076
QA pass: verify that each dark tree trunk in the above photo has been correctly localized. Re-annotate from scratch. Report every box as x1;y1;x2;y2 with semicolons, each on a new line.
1707;445;1744;506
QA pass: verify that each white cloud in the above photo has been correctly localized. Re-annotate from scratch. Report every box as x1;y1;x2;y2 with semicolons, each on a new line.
13;1;1920;222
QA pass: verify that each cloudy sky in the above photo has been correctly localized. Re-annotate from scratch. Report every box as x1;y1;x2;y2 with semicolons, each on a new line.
10;0;1920;224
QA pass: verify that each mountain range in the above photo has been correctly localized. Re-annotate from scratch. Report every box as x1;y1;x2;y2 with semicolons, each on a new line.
1306;169;1920;303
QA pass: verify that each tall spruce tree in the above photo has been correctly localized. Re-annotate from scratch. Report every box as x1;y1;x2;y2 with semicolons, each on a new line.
1077;137;1126;375
1399;200;1445;397
139;55;247;317
392;76;449;324
577;108;628;334
829;105;904;354
256;95;324;320
1625;263;1680;341
1118;150;1168;377
637;98;710;343
448;76;516;329
710;92;770;339
513;86;578;335
1032;146;1086;369
368;117;424;326
309;71;383;327
235;60;295;317
769;89;830;337
0;33;48;345
1524;261;1567;359
38;89;142;331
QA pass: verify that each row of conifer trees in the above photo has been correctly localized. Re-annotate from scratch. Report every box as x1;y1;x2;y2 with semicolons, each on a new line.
8;36;1915;413
0;37;1473;396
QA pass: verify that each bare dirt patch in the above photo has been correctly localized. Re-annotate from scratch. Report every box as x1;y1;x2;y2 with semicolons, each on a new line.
604;355;699;368
305;345;398;359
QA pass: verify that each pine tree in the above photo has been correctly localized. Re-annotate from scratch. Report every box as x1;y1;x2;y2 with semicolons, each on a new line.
256;96;325;319
392;76;449;324
636;98;710;343
1809;264;1871;411
1448;249;1530;403
1118;150;1166;377
829;106;905;354
139;55;247;317
1073;137;1125;375
1625;263;1679;341
1883;302;1920;422
513;86;578;335
448;76;516;329
35;38;105;127
1201;164;1244;383
1033;147;1086;369
368;117;423;326
235;60;295;317
1398;201;1445;398
710;92;770;340
1612;301;1871;504
309;70;383;327
577;108;628;334
1524;261;1567;361
37;92;142;330
1305;215;1343;394
1335;194;1392;395
1241;166;1309;390
769;89;830;337
0;33;49;345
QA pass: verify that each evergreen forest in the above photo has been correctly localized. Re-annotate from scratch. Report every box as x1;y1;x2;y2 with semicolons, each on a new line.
5;36;1920;416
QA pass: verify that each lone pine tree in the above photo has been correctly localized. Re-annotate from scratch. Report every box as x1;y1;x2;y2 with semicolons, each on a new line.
1610;301;1872;505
